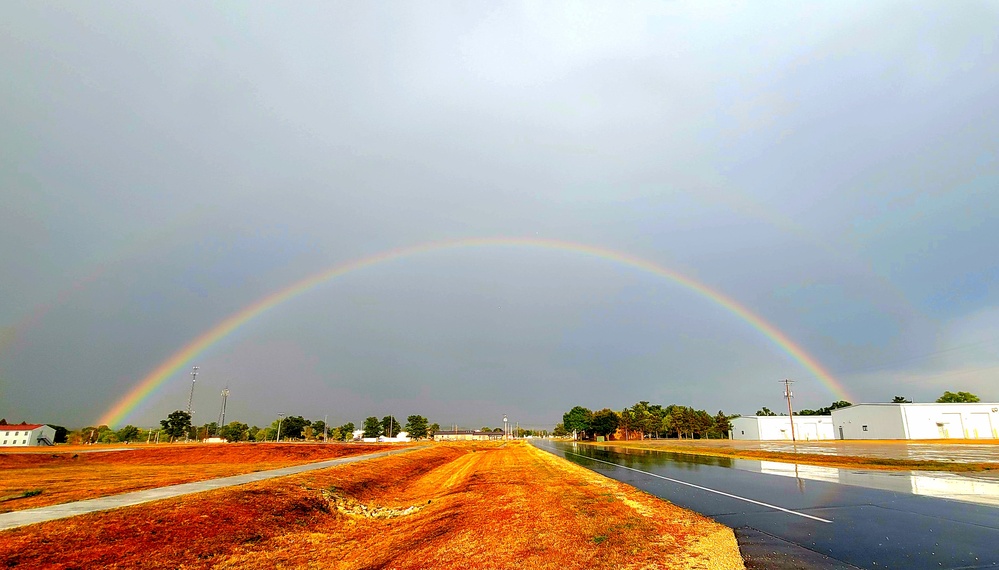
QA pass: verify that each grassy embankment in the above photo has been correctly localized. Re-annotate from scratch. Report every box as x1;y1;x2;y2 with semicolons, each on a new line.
0;442;743;569
0;443;401;513
592;439;999;472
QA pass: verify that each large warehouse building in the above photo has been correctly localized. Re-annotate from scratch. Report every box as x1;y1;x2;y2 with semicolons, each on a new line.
731;415;835;441
731;403;999;440
831;403;998;440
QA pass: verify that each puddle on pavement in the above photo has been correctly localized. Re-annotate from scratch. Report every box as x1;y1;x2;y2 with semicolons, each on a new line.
752;461;999;507
585;443;999;507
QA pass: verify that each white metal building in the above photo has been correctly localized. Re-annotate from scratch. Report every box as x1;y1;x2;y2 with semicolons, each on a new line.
731;416;835;441
831;403;999;440
0;423;56;447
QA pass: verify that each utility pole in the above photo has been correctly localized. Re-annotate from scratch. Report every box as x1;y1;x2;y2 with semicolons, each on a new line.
216;385;229;436
276;413;285;442
503;415;508;440
781;379;796;442
324;414;328;443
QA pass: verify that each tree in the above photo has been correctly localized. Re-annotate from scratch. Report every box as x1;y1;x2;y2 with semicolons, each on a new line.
552;423;569;437
428;423;440;437
337;422;356;441
590;408;620;438
160;410;192;442
631;401;654;439
220;421;249;442
312;420;327;440
691;409;714;438
116;425;140;443
381;416;401;437
709;411;732;439
202;422;219;439
362;417;382;438
406;415;429;439
799;401;853;416
562;406;593;439
756;407;777;416
276;416;310;440
936;391;980;403
892;396;912;403
50;425;69;444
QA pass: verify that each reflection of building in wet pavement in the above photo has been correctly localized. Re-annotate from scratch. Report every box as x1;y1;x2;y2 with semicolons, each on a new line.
752;460;999;507
749;440;999;463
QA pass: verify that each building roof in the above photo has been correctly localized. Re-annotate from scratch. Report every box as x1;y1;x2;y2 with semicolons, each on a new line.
735;416;830;421
834;403;999;408
0;424;45;431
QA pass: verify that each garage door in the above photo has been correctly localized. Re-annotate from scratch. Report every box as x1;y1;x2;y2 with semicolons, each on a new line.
798;423;818;441
938;413;964;438
966;413;995;439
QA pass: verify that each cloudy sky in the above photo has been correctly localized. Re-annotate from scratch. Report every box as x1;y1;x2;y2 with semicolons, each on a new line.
2;1;997;430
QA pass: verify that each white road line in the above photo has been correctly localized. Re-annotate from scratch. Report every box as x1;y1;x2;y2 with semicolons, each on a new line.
556;446;833;524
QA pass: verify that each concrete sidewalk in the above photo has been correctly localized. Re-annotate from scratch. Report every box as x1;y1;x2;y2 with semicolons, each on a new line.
0;446;422;531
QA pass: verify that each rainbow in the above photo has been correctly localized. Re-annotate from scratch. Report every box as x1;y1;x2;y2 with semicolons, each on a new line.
99;237;850;426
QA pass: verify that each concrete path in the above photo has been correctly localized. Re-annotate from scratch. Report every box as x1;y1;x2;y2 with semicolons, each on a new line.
0;446;422;531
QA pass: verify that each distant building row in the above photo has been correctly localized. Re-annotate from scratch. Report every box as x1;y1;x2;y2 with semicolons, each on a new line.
432;428;506;441
731;403;999;441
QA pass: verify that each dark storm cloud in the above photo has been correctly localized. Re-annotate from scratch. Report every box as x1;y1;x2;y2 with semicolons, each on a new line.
2;1;998;428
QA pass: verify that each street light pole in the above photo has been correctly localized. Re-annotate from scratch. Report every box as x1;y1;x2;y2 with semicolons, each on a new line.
276;413;285;443
216;386;229;437
186;366;199;415
185;366;199;443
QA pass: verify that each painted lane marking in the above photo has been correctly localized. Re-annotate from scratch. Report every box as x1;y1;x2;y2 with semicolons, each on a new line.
555;446;833;524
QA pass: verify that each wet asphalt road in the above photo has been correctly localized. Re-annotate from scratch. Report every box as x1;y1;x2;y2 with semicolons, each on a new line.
533;440;999;569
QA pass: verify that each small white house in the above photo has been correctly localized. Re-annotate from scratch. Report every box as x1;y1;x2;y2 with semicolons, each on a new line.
831;403;999;440
731;416;835;441
0;423;56;447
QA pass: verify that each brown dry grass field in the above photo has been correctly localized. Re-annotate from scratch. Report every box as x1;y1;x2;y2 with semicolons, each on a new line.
0;442;743;569
0;443;399;513
593;439;999;472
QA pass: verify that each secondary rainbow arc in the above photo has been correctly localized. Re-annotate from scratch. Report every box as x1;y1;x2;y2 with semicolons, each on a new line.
98;237;850;426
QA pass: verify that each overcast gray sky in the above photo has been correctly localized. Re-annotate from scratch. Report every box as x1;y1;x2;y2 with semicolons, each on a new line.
2;1;998;430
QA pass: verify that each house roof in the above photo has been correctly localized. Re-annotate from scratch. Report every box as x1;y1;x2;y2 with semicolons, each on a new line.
0;424;45;431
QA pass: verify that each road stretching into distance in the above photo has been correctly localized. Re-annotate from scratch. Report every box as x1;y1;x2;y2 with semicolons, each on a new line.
533;440;999;569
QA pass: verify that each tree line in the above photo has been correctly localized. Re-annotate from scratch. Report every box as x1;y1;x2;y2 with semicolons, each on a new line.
66;411;441;444
554;401;734;440
754;391;982;417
